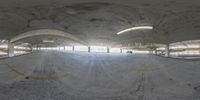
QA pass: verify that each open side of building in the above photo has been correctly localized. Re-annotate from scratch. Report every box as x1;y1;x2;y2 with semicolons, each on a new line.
0;0;200;100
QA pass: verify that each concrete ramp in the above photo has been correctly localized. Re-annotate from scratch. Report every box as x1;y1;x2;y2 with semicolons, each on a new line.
0;51;200;100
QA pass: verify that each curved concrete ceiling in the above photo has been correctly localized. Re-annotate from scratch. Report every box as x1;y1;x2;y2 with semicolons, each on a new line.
0;0;200;46
10;29;87;45
15;35;80;47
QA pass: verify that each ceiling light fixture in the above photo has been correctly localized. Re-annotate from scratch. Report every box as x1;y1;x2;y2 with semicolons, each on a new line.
43;40;54;43
117;26;153;35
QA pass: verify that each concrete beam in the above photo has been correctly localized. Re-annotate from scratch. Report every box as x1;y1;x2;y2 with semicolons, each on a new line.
10;29;87;45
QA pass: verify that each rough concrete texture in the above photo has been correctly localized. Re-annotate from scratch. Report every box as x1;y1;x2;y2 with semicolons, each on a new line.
0;1;200;46
0;51;200;100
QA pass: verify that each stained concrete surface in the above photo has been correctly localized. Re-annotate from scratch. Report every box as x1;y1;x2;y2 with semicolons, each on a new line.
1;2;200;45
0;51;200;100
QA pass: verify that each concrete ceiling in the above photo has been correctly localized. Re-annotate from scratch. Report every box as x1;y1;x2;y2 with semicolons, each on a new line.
0;0;200;47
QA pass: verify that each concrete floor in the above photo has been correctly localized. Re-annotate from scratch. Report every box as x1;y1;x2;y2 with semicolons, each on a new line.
0;51;200;100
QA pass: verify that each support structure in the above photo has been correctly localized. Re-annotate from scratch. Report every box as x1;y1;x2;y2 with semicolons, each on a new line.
88;46;91;52
36;45;38;51
8;42;14;57
72;46;75;51
165;44;170;57
30;46;33;52
107;47;110;53
120;49;123;53
155;49;158;55
149;50;153;54
10;29;87;45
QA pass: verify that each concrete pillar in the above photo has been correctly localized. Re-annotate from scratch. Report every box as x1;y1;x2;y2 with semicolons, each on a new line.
107;47;110;53
155;49;158;55
8;42;14;57
30;46;33;52
72;46;75;51
88;46;91;52
165;44;170;57
120;49;123;53
64;46;66;51
35;45;38;51
149;50;153;54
